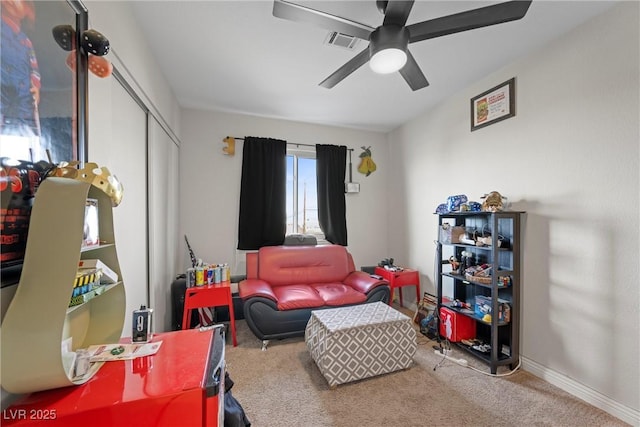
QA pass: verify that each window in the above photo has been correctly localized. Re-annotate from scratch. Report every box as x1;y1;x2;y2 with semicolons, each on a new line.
286;148;325;241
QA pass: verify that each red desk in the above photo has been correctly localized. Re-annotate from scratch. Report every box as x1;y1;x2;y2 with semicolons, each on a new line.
2;329;226;427
183;282;237;347
374;267;420;307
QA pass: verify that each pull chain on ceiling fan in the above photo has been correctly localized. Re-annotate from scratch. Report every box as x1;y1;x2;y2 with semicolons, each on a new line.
272;0;533;91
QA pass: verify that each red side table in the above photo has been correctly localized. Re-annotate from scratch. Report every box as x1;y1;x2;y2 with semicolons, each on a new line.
374;266;420;307
183;282;237;346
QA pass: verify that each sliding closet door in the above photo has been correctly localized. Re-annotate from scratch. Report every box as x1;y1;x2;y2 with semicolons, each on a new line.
148;117;179;333
88;75;148;337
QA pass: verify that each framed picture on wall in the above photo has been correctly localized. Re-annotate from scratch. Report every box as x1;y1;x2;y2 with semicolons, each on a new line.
470;77;516;131
1;0;89;287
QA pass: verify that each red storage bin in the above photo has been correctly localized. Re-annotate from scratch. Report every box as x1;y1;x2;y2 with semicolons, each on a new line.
439;307;476;342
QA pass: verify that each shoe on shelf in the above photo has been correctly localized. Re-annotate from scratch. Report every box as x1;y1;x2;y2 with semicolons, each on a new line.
472;344;491;353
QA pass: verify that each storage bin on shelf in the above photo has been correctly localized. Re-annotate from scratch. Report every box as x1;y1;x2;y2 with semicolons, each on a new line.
439;224;465;244
474;295;511;323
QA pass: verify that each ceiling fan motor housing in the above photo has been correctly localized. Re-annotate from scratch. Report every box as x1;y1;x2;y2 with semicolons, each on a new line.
369;25;409;73
370;25;409;53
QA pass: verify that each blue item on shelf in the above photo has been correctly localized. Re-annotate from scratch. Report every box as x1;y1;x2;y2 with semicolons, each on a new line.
446;194;468;212
435;203;448;214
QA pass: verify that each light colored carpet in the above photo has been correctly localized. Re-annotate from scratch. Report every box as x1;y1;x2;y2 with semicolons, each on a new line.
224;311;628;427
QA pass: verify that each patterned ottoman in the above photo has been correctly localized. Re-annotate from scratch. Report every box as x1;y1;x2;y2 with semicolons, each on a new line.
305;302;417;388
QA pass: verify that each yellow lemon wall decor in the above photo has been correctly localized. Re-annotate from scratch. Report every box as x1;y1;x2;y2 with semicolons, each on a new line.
357;146;377;177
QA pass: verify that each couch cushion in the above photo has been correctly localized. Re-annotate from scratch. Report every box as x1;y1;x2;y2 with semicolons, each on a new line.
273;284;325;310
258;245;352;286
238;278;278;302
312;283;367;306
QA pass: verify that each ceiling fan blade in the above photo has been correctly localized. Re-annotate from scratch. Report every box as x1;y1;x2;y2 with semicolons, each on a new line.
273;0;374;41
407;0;533;44
398;50;429;91
382;1;414;27
319;47;370;89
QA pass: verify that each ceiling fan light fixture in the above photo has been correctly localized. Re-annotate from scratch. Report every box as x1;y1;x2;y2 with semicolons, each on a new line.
370;48;407;74
368;25;409;74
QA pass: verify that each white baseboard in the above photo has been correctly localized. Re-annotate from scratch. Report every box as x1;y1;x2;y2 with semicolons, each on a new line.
521;356;639;426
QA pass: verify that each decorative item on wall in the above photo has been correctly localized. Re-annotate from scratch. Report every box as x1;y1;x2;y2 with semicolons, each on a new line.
471;77;516;131
222;136;235;156
52;24;112;78
357;146;376;176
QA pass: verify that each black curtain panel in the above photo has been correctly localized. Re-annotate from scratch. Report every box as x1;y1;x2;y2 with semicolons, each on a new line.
237;137;287;250
316;144;347;246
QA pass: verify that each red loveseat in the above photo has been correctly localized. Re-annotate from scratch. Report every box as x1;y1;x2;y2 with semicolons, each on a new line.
238;245;389;347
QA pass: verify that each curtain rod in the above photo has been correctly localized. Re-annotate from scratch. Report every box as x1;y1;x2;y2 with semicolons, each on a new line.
226;136;353;152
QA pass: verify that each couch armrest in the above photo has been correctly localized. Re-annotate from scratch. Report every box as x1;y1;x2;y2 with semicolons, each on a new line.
343;271;388;294
238;278;277;302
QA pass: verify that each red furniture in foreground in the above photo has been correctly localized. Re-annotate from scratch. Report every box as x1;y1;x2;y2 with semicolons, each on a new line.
374;266;421;307
183;281;237;346
2;328;226;427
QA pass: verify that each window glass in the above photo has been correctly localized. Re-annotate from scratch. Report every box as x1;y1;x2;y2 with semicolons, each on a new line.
286;151;325;242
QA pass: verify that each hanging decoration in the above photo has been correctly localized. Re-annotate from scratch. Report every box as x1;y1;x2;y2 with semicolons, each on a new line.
357;146;376;177
52;24;113;78
222;136;235;156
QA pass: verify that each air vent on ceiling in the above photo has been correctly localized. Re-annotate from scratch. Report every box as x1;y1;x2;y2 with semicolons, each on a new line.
324;31;358;50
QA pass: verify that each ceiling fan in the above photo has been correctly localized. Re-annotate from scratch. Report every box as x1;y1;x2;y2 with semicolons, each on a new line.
273;0;533;91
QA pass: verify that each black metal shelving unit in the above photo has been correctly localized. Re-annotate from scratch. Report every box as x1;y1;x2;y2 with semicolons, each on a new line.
436;211;524;374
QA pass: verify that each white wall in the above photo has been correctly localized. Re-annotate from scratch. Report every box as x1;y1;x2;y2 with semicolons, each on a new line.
148;117;180;333
85;1;181;137
86;1;182;334
388;3;639;424
179;110;390;275
88;74;148;338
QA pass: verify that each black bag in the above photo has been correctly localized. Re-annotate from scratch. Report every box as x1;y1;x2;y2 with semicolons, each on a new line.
224;372;251;427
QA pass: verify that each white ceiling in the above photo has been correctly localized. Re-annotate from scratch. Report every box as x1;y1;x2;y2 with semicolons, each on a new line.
130;1;617;133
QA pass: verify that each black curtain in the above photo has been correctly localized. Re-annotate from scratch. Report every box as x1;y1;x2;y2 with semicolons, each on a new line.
316;144;347;246
237;137;287;250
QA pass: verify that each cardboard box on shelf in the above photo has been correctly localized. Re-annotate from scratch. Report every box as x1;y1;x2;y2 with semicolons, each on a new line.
439;224;465;244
